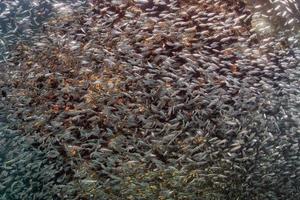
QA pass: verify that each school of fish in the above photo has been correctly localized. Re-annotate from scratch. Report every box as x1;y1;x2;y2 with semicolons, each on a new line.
0;0;299;199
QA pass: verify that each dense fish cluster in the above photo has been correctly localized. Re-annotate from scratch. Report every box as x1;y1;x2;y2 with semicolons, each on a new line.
0;0;87;63
0;0;299;199
248;0;300;47
248;0;300;33
0;128;72;200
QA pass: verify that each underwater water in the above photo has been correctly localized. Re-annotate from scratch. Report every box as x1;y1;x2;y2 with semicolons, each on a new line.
0;0;299;199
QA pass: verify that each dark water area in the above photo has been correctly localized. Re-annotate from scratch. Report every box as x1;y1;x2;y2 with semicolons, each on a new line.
0;0;299;199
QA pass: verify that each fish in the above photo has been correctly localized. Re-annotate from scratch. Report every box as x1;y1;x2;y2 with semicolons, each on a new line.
1;0;300;199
